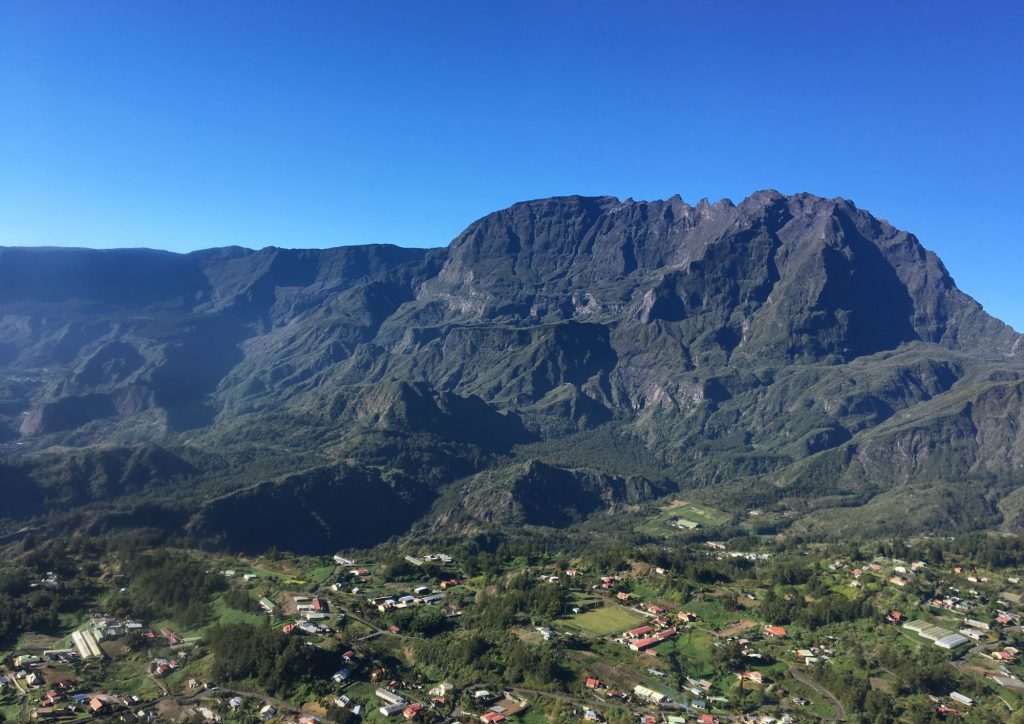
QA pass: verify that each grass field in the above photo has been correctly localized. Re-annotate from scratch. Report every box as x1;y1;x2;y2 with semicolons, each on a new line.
208;595;267;629
567;605;647;636
659;628;717;677
638;501;730;536
675;597;740;629
304;564;336;585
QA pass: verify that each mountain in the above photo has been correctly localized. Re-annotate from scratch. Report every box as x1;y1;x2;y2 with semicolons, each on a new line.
1;191;1022;548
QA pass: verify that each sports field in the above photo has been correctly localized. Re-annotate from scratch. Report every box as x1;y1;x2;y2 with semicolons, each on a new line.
638;501;729;535
569;605;647;636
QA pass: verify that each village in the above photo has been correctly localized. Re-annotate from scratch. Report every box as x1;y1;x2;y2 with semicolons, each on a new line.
4;509;1024;723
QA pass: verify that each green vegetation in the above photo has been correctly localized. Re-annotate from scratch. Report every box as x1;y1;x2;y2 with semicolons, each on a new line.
637;501;730;537
5;528;1024;722
567;605;646;636
207;622;337;696
106;548;225;627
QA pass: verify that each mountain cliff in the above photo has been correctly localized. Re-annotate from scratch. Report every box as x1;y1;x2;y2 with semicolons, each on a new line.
1;192;1021;548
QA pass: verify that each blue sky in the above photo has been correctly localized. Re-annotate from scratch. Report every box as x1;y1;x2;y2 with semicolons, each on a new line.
1;1;1022;329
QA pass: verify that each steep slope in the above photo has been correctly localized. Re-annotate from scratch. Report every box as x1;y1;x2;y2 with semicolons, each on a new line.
0;191;1021;546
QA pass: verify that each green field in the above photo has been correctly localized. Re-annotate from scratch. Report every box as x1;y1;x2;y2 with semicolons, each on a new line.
658;628;717;677
638;502;730;535
304;564;336;585
566;605;647;636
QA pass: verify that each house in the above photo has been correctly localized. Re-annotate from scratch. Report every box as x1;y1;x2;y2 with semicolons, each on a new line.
890;576;908;587
628;628;677;651
616;592;632;602
89;698;108;714
677;611;699;623
440;578;460;589
380;703;405;717
259;597;276;614
312;597;329;613
886;610;903;624
282;623;297;635
403;703;422;719
586;678;602;689
764;626;787;637
429;683;453;697
624;625;653;639
646;604;665;615
737;671;764;684
699;715;719;724
228;697;243;710
351;568;371;577
480;714;506;724
633;685;666;704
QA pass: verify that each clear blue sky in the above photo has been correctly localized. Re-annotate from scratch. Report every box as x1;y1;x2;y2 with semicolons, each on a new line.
1;2;1022;329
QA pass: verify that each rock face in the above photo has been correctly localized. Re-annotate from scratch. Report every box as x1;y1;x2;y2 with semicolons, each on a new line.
1;191;1022;546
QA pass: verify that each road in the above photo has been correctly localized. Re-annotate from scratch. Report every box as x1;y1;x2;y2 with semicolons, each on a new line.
787;665;846;721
